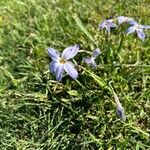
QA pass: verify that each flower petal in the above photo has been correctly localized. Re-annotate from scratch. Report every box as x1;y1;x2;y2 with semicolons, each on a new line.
98;22;105;30
126;26;136;35
64;61;78;79
141;25;150;29
109;22;117;28
92;48;101;58
61;45;79;60
106;25;111;32
47;48;60;60
137;29;145;41
129;20;137;25
107;19;113;23
55;64;64;81
49;60;58;73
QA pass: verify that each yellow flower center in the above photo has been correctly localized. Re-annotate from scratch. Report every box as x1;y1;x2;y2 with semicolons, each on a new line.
59;58;66;64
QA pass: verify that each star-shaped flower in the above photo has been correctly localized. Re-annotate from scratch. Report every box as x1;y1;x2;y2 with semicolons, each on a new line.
83;48;101;68
126;21;150;41
98;19;117;32
48;45;79;81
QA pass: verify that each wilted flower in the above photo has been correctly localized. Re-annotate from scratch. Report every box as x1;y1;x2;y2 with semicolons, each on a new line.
48;45;79;81
116;105;126;121
98;19;117;32
126;21;150;41
117;16;134;25
111;87;126;121
83;48;101;68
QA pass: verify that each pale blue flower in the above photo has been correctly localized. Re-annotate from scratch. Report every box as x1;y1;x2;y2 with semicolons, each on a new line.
83;48;101;68
48;45;79;81
98;19;117;32
126;21;150;41
117;16;134;24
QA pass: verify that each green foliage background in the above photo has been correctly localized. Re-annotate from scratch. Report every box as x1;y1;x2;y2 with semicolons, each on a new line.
0;0;150;149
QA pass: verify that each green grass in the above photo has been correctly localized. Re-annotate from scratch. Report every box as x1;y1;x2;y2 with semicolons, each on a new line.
0;0;150;149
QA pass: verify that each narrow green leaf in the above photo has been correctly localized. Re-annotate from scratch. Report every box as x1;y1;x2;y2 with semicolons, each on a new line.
73;14;96;45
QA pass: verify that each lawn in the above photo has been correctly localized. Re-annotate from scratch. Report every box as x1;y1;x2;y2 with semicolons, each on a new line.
0;0;150;149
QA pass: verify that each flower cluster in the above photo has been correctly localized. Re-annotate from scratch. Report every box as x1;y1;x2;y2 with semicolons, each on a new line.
99;15;150;41
47;15;150;121
48;46;100;81
48;16;150;82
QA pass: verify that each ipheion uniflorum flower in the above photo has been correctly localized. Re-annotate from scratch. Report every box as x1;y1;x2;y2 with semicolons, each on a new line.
126;20;150;41
47;45;79;81
98;19;117;32
83;48;101;68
